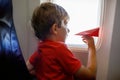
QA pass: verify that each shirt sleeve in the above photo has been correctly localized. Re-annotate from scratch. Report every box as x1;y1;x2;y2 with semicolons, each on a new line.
56;44;82;75
29;51;40;66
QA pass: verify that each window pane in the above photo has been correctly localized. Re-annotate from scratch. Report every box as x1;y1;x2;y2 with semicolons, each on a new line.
53;0;101;46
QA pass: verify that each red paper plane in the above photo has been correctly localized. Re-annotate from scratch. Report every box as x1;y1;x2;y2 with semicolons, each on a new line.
75;27;99;37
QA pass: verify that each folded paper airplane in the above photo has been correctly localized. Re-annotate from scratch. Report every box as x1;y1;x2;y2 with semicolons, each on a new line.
75;27;99;37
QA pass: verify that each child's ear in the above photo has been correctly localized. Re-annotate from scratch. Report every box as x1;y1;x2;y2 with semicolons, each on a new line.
50;23;58;34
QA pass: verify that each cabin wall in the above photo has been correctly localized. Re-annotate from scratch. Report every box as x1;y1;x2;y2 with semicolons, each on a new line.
96;0;120;79
96;0;117;80
12;0;39;61
107;0;120;79
12;0;28;60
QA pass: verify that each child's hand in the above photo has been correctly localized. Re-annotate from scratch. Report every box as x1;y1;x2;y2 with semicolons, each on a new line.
81;35;95;47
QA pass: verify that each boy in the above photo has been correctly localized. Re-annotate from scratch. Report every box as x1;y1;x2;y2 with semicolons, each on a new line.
26;2;97;80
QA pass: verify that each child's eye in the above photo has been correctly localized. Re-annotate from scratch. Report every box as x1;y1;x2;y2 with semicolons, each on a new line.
64;20;68;25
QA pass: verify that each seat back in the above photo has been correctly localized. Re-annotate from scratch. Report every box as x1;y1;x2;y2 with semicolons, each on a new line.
0;0;33;79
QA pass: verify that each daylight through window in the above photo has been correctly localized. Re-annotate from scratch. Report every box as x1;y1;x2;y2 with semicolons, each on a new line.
52;0;103;47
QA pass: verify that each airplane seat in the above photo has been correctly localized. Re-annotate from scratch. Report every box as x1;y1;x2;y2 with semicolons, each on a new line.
0;0;35;79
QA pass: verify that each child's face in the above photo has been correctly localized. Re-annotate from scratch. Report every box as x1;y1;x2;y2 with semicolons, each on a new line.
57;17;69;42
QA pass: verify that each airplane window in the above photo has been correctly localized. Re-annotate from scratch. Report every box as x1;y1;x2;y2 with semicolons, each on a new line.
40;0;104;48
